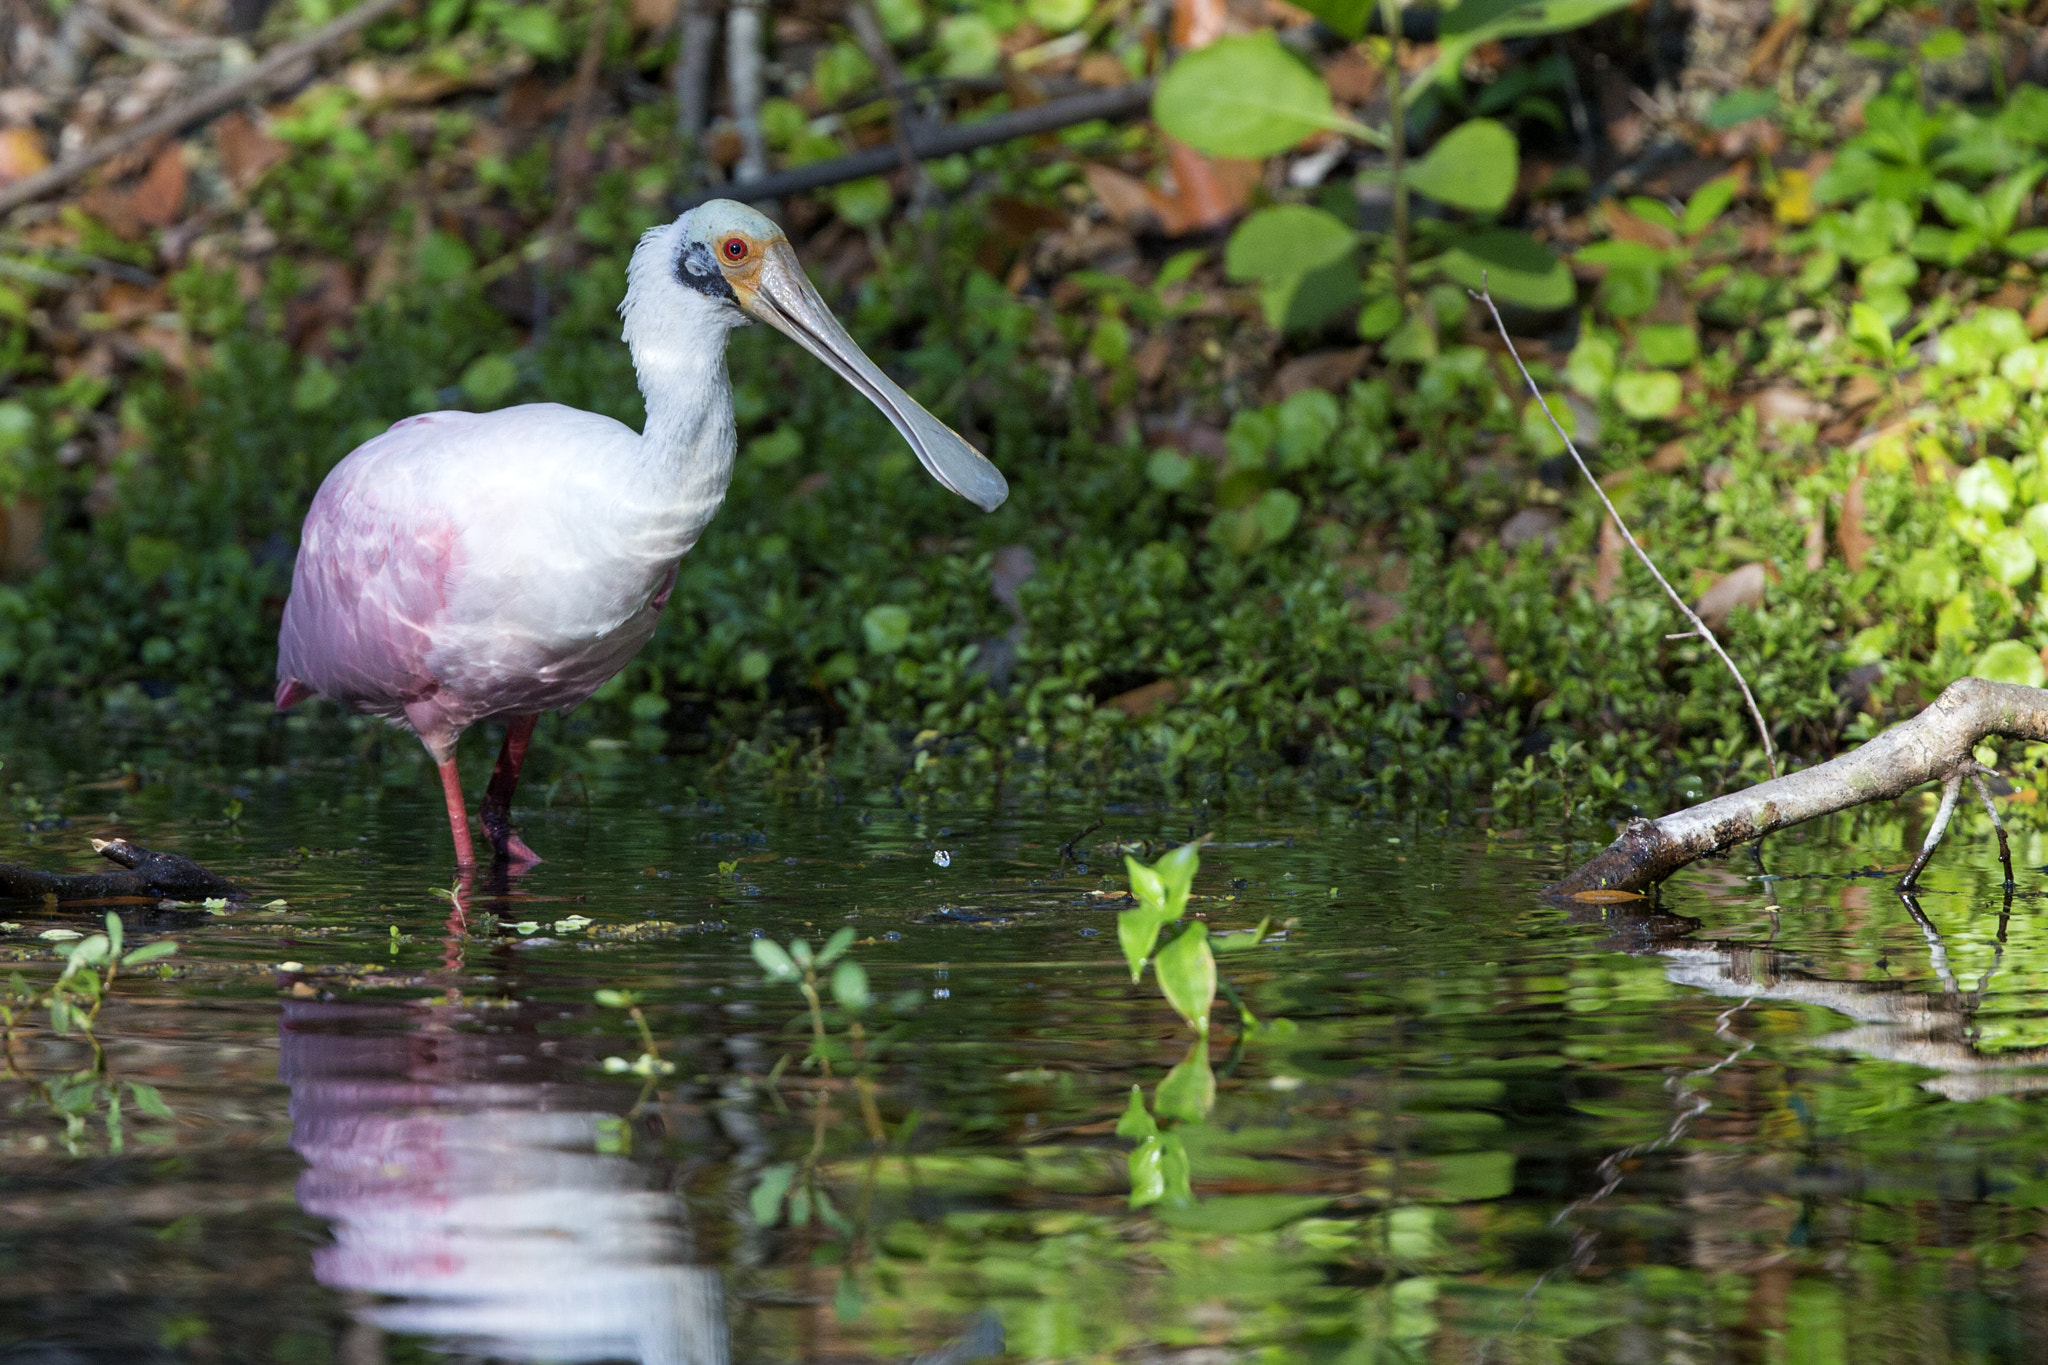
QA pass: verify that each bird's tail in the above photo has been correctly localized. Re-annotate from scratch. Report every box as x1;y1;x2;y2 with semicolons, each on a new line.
275;676;313;712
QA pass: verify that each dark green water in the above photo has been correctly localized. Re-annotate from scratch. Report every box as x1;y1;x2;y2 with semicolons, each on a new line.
1;716;2046;1363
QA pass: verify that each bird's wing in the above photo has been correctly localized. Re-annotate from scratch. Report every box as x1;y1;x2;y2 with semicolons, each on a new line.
276;405;651;721
275;412;482;715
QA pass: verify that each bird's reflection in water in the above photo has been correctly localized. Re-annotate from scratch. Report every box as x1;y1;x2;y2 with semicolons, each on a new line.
280;980;727;1365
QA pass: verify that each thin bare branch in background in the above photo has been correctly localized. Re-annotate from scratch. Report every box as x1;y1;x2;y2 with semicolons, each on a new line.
672;0;718;187
725;0;766;187
846;0;931;209
1471;285;1779;780
0;0;413;217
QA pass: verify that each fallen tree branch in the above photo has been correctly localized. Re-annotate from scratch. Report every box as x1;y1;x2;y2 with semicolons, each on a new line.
0;838;245;902
0;0;414;218
1557;676;2046;895
676;81;1155;210
1474;286;1778;779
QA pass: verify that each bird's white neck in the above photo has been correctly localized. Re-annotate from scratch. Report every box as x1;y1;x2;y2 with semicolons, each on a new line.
622;288;743;534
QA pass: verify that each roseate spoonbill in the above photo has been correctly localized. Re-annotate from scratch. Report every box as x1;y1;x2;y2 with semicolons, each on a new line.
275;201;1007;866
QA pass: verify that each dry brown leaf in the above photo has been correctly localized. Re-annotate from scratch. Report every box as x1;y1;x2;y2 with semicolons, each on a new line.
1803;512;1825;572
1647;439;1689;472
1159;139;1257;234
214;111;288;189
1463;620;1509;689
2028;293;2048;339
1750;386;1827;428
1082;163;1157;227
1171;0;1227;48
1838;468;1872;571
0;127;49;185
1273;348;1366;398
630;0;680;29
1695;562;1766;627
1592;516;1624;603
127;143;188;228
1077;53;1130;87
1600;198;1678;250
1104;678;1182;716
1322;49;1382;104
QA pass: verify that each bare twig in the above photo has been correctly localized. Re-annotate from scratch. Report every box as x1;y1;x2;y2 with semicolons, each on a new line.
1472;286;1778;779
1899;769;1964;889
672;0;719;186
1966;767;2016;885
1558;678;2048;894
846;0;931;208
0;0;414;218
725;0;767;186
674;81;1154;209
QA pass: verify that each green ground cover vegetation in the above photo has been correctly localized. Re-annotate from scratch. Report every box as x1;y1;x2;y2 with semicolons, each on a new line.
1;0;2046;829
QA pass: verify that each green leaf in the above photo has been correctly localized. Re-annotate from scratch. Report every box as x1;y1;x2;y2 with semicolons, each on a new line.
1116;1084;1159;1139
1154;34;1346;160
788;938;813;969
1982;528;2038;586
1564;333;1617;398
1154;1040;1215;1122
1128;1134;1166;1207
831;959;871;1012
1611;370;1682;419
1403;120;1518;214
1955;458;2017;515
830;176;893;228
1440;230;1573;309
1704;87;1776;129
861;604;912;653
593;988;636;1008
2004;228;2048;258
1153;923;1216;1032
1117;905;1167;982
120;940;177;967
1224;206;1357;283
68;934;110;967
751;938;800;982
1215;916;1272;952
460;353;519;406
103;912;121;962
1680;174;1739;234
1358;292;1402;340
493;3;564;56
1156;1194;1332;1233
1975;639;2045;688
750;1163;796;1225
1847;301;1894;358
1635;323;1698;368
1250;488;1302;546
1288;0;1369;37
1126;856;1168;913
1157;842;1200;902
817;925;857;965
127;1080;174;1119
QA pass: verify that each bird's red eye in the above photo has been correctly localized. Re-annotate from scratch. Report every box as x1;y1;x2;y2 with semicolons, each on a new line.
723;238;748;261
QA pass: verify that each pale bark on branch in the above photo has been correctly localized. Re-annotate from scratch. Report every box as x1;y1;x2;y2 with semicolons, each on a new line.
1557;676;2046;895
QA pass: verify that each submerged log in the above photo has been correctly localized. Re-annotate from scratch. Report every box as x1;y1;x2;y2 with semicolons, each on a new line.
0;838;245;902
1557;676;2048;895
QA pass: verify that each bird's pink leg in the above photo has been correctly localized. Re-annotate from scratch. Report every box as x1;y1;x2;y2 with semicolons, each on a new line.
481;714;542;864
436;758;478;867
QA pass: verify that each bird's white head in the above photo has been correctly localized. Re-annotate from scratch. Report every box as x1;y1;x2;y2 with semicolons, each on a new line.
621;200;1008;513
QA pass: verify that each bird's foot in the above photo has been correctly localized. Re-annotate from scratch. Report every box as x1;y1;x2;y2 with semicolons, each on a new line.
482;812;542;865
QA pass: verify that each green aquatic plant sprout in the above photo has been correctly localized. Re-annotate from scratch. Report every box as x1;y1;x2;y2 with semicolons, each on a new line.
1117;841;1198;981
1;913;178;1154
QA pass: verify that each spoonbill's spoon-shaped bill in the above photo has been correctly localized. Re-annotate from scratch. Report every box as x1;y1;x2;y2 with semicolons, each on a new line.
739;239;1008;511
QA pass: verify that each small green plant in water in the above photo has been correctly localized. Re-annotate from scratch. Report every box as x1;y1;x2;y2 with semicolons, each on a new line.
1;912;179;1154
